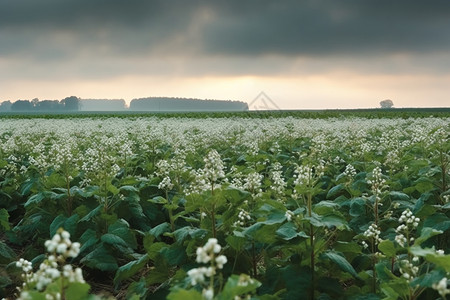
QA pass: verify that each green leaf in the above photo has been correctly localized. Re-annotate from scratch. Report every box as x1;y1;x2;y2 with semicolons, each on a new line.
423;213;450;232
81;243;118;271
276;222;308;241
375;263;397;282
320;214;349;230
242;223;278;244
0;208;10;231
79;204;102;222
409;245;437;257
167;289;202;300
349;197;366;217
160;244;187;266
114;254;149;286
424;254;450;273
50;215;67;237
378;240;396;257
149;222;171;239
0;241;16;264
149;196;168;204
173;226;207;243
322;251;359;278
145;242;168;260
24;191;57;207
414;227;443;246
79;229;99;254
327;184;346;199
101;233;129;248
65;282;91;300
225;235;246;252
414;177;434;193
388;191;410;201
108;219;137;249
334;241;362;254
314;201;339;215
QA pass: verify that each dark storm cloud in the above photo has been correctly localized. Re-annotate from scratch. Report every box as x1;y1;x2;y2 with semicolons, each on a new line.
1;0;450;72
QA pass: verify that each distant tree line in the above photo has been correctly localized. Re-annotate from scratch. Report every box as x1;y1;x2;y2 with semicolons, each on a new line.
0;96;80;112
0;96;249;112
130;97;249;111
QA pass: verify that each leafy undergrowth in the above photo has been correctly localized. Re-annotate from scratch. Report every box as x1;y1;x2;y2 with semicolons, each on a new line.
0;116;449;299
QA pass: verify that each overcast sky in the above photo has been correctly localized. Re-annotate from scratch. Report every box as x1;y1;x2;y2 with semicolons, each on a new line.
1;0;449;109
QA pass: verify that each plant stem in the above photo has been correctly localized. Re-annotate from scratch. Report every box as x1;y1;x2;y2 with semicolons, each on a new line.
252;241;257;277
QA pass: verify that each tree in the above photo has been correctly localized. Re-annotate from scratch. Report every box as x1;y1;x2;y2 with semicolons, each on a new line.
0;100;12;112
61;96;80;111
11;100;33;111
380;99;394;108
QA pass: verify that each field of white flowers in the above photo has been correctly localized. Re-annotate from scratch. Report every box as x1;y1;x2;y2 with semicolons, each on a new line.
0;115;449;299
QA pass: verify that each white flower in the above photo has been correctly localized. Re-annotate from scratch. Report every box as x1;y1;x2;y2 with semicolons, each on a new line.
187;267;206;285
215;255;227;269
432;277;450;298
202;287;214;300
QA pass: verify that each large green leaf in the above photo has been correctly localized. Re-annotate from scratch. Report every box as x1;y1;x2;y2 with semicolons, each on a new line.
81;243;118;271
327;184;346;199
0;241;16;264
321;251;359;278
79;204;102;222
414;227;443;246
173;226;207;243
378;240;396;257
79;229;99;254
276;222;308;241
423;213;450;232
108;219;138;249
149;222;171;239
349;198;366;217
24;191;57;207
167;289;202;300
114;254;149;286
65;282;91;300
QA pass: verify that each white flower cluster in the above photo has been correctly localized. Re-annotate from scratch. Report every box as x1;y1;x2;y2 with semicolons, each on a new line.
187;238;228;299
285;210;294;222
14;229;85;299
432;277;450;298
158;176;174;191
187;150;225;195
44;230;80;258
367;166;387;195
270;162;286;197
363;223;382;244
203;150;225;183
242;172;263;198
234;209;251;227
293;162;325;187
399;259;419;282
395;209;419;247
343;164;357;180
443;195;450;203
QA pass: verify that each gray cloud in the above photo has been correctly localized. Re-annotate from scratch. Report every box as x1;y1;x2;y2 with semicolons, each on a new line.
2;0;450;57
1;0;450;81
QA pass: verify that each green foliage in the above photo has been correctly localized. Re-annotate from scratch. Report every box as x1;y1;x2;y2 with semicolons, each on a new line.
1;114;449;298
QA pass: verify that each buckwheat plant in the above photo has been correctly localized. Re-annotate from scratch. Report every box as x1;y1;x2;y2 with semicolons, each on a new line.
362;222;383;293
187;150;226;238
395;208;420;248
270;162;286;201
11;228;88;300
186;238;228;300
367;166;388;225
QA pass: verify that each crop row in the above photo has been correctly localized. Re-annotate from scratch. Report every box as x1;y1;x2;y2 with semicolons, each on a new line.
0;116;449;299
